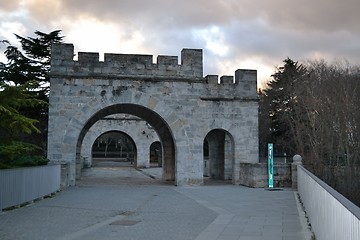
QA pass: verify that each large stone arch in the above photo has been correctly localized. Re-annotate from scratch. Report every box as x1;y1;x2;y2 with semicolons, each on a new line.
81;116;159;169
48;80;191;186
76;103;176;183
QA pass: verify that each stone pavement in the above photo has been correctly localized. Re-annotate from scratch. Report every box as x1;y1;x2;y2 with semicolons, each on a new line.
0;164;311;240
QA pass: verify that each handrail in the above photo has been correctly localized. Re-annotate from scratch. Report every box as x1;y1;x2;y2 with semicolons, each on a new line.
0;165;60;210
299;165;360;219
297;164;360;240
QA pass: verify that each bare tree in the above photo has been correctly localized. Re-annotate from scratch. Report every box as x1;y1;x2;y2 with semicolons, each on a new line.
292;60;360;166
262;58;360;206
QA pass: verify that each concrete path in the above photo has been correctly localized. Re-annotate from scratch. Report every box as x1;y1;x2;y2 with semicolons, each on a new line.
0;164;311;240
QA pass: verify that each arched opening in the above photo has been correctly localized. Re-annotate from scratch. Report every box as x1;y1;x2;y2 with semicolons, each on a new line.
204;129;234;183
92;131;137;167
80;113;160;169
150;141;162;167
76;104;176;183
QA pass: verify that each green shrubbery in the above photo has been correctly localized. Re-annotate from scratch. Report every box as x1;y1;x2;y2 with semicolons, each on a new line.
0;142;48;169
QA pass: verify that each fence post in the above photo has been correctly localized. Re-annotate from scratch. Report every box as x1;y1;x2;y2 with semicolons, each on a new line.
60;162;70;189
292;154;302;190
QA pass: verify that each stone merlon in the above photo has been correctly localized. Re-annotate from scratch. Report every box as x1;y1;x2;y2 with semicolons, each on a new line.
50;43;203;79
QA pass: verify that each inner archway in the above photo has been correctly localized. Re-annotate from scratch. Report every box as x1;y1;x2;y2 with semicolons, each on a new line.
150;141;162;167
76;103;176;183
204;129;234;183
92;131;137;166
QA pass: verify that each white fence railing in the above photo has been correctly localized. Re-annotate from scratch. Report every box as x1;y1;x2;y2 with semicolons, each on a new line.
0;164;60;210
298;165;360;240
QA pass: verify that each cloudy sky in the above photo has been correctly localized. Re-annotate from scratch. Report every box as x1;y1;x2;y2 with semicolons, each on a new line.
1;0;359;87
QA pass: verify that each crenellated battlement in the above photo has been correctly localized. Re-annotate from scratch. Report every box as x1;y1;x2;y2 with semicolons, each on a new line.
50;43;203;79
204;69;258;99
50;43;258;99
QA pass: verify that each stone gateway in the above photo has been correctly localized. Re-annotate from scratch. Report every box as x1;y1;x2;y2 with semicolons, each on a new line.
48;43;259;186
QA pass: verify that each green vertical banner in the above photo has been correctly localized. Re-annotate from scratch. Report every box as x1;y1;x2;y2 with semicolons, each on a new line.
268;143;274;188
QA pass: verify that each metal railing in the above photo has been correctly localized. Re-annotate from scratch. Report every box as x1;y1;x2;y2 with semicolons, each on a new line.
0;164;60;210
297;165;360;240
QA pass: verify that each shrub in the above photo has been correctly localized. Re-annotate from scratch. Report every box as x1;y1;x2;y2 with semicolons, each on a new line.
0;142;48;169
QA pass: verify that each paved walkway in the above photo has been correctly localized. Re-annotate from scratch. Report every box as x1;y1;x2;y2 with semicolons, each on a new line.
0;163;311;240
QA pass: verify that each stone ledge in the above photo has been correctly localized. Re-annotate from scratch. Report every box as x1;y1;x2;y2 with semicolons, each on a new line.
239;162;292;188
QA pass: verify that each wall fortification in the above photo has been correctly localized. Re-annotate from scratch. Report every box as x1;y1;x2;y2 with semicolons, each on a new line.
51;43;203;79
50;43;258;99
48;43;259;187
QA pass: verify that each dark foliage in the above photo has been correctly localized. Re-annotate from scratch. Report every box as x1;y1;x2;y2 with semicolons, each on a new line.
0;30;64;167
260;58;360;206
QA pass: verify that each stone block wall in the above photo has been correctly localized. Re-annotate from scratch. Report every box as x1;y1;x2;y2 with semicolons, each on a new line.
81;116;159;169
239;163;292;188
48;43;259;186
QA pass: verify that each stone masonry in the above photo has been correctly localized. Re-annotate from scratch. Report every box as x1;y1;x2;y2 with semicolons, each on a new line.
80;115;160;171
48;43;259;186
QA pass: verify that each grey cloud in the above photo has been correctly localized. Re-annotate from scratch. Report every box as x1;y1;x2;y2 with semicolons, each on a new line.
1;0;360;81
58;0;238;27
0;0;21;13
260;0;360;32
53;0;360;32
221;16;360;64
5;0;360;34
14;0;360;44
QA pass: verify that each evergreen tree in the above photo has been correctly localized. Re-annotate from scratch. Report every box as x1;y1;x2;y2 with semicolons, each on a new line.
261;58;307;156
1;30;63;144
0;30;64;167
